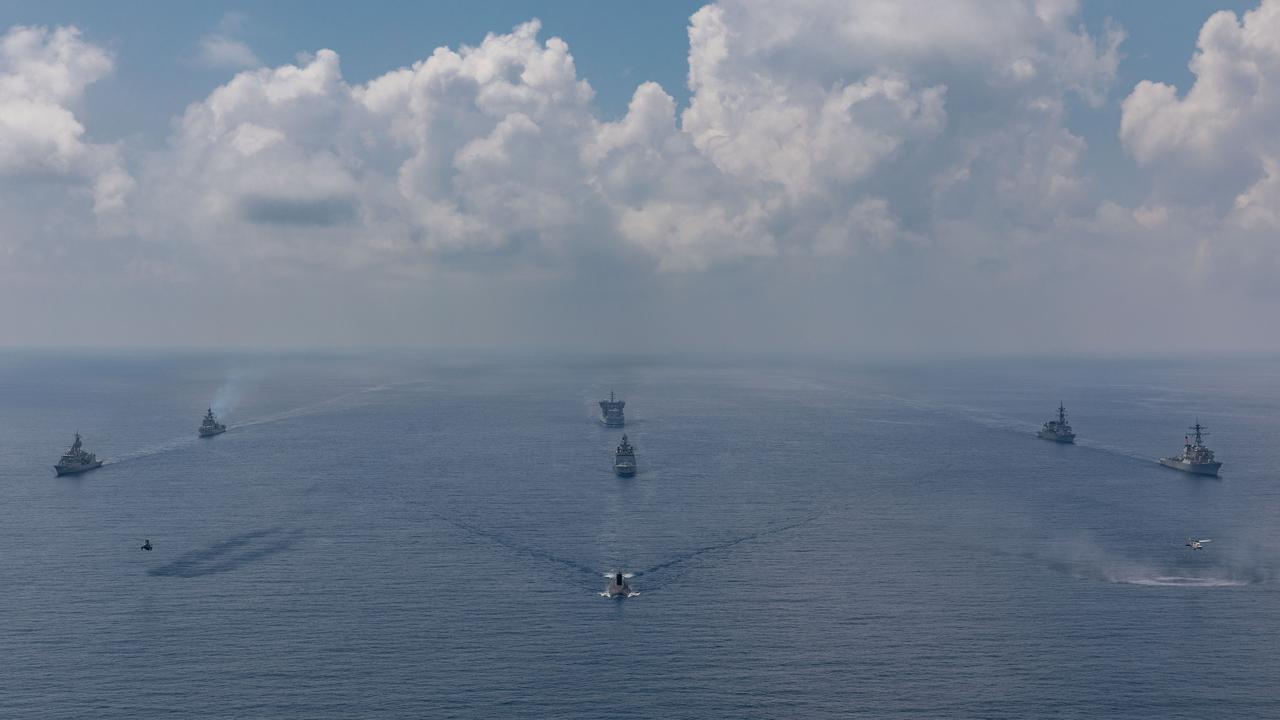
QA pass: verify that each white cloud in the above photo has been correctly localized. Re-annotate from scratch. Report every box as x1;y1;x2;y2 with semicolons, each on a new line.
1118;0;1280;285
0;23;131;272
1121;1;1280;186
130;2;1124;278
15;5;1280;352
0;25;116;175
196;13;260;70
197;35;261;70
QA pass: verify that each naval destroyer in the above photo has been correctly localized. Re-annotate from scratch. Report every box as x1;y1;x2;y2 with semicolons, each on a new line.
199;408;227;437
54;432;102;476
614;435;637;477
1159;422;1222;476
599;391;625;427
1037;403;1075;443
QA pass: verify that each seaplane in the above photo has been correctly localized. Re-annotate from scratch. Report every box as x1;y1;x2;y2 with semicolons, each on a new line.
601;571;638;598
140;538;153;551
1186;538;1211;550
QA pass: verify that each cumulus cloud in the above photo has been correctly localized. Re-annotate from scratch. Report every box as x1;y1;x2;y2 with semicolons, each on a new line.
1121;1;1280;196
197;35;260;70
196;13;260;70
1118;0;1280;287
0;26;118;176
0;23;132;274
15;3;1280;352
130;1;1124;279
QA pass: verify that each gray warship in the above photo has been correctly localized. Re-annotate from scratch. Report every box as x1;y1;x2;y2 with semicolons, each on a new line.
1159;422;1222;476
54;432;103;476
614;434;637;477
198;408;226;437
599;391;625;427
1037;403;1075;443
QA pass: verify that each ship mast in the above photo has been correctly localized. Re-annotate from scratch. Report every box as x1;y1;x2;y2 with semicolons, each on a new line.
1190;421;1206;446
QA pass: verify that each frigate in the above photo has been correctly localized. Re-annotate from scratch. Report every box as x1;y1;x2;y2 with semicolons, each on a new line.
198;408;227;437
1037;402;1075;443
1159;422;1222;476
599;391;625;427
614;434;637;477
54;432;103;476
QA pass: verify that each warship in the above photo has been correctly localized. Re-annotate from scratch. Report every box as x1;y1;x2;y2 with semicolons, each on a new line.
599;391;625;427
1159;422;1222;476
1037;402;1075;443
198;408;227;437
54;432;103;476
614;434;637;477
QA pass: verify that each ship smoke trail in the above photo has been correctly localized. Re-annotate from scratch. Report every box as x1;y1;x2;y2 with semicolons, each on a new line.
107;383;391;466
210;369;243;421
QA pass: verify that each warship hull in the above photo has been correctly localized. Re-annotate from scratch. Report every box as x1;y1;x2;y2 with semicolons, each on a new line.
199;427;226;438
614;462;636;477
54;461;103;476
1037;430;1075;443
1159;458;1222;476
601;418;625;428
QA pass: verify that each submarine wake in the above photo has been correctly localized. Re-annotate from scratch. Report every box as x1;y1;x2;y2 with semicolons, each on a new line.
634;512;822;590
429;512;602;587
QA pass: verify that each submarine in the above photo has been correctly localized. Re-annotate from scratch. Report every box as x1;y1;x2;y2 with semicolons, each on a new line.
605;572;634;597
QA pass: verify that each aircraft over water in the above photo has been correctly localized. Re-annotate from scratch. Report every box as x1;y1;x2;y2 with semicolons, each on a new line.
1186;538;1211;550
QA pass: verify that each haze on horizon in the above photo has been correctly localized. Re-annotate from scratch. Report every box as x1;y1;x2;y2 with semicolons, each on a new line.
1;0;1277;356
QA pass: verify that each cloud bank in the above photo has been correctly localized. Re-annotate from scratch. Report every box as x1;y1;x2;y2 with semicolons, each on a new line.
2;0;1279;352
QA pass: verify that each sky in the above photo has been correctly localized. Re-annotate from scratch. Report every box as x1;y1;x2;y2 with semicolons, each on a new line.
0;0;1277;355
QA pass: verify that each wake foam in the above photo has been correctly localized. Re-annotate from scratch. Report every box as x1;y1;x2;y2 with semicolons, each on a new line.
1108;574;1249;588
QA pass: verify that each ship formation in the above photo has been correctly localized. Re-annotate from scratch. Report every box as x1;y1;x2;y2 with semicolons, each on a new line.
599;391;625;427
199;408;227;437
1037;403;1075;443
54;432;103;476
1159;422;1222;476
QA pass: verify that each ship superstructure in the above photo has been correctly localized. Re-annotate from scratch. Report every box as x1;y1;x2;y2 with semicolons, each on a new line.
54;432;103;476
1159;422;1222;476
1037;403;1075;443
599;391;625;427
199;408;227;437
614;434;636;477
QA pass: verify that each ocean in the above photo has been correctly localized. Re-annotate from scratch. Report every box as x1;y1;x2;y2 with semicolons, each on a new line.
1;351;1278;718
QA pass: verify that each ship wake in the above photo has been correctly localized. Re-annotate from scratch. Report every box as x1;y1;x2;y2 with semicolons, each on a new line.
1105;573;1249;588
1031;540;1272;588
633;512;822;590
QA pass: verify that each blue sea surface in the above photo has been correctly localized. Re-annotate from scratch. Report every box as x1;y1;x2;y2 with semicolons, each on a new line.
1;352;1278;718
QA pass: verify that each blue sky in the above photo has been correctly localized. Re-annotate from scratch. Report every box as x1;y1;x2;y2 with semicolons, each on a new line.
1;1;1278;353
